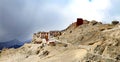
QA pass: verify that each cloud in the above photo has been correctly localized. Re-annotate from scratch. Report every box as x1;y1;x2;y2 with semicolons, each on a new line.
0;0;70;42
104;0;120;23
63;0;111;22
0;0;120;42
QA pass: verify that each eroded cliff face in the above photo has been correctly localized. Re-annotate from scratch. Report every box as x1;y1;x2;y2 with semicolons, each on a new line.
0;19;120;62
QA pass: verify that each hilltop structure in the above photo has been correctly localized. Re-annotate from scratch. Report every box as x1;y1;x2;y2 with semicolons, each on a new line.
32;31;61;44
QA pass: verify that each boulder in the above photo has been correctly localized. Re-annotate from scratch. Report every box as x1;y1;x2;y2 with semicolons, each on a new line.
90;20;98;25
83;20;89;24
112;21;119;25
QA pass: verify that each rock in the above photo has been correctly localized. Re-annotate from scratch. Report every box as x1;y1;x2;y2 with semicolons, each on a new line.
42;50;49;56
69;31;72;33
83;20;89;24
48;42;56;46
36;50;40;55
98;22;102;24
112;21;119;25
90;20;98;25
94;45;105;55
116;55;120;60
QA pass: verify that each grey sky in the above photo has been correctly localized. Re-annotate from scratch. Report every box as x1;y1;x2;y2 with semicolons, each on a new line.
0;0;72;42
0;0;120;42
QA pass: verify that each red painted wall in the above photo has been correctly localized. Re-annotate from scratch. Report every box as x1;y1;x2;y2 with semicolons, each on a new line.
76;18;83;26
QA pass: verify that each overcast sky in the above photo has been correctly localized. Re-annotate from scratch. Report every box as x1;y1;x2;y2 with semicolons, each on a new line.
0;0;120;42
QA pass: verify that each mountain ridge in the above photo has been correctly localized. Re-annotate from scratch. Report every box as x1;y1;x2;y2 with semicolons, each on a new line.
0;39;24;50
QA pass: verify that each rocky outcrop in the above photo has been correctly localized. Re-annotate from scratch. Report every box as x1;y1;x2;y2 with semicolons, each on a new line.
112;21;119;25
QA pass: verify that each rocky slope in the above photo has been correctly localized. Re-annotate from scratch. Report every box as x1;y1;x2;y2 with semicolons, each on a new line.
59;20;120;62
0;20;120;62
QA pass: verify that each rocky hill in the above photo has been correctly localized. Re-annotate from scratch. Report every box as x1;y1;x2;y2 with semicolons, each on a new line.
0;19;120;62
58;19;120;62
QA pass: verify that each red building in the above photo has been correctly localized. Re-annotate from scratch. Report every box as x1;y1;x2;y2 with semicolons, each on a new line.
76;18;83;26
